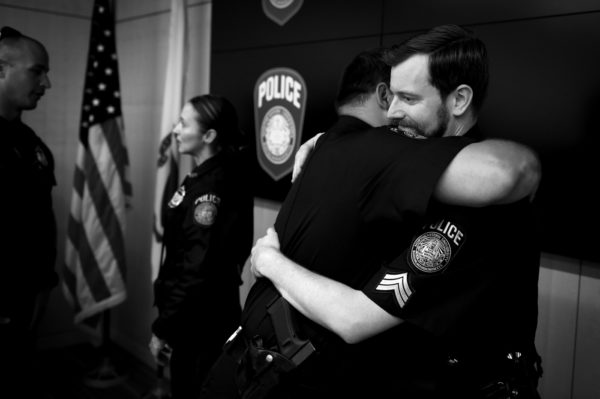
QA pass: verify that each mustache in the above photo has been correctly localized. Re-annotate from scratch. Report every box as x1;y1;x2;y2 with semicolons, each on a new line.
390;118;419;131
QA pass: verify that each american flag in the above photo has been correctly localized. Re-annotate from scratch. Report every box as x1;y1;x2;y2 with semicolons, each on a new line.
63;0;132;324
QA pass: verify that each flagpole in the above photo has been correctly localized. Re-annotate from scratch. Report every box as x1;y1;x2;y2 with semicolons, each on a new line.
83;310;128;388
142;351;172;399
147;0;187;395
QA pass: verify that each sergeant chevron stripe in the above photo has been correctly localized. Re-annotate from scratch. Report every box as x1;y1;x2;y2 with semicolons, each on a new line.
376;273;412;308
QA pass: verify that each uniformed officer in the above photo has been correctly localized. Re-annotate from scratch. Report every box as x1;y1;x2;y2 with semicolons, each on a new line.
0;26;57;394
201;40;541;398
250;25;542;398
149;94;254;398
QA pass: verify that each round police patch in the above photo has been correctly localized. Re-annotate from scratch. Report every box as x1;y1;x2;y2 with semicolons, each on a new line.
194;201;218;226
261;105;295;165
410;231;451;273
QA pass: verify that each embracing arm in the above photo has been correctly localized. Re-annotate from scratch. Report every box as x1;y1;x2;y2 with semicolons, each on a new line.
291;133;324;183
251;228;402;344
434;139;541;207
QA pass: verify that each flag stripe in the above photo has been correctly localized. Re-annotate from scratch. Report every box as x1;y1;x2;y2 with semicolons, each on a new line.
68;213;112;302
103;117;132;198
84;129;127;277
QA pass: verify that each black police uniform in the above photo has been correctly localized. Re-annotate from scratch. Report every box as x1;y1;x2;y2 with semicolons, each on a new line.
153;148;253;398
200;116;475;398
0;116;58;390
362;127;542;399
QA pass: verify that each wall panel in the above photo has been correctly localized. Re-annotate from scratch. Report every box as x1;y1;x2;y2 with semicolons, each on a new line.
213;0;383;51
573;262;600;399
536;254;581;399
382;0;600;34
0;0;92;16
384;12;600;262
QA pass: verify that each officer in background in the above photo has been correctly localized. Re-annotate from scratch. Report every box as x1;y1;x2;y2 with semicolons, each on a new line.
149;94;254;398
200;42;540;398
0;26;57;393
251;25;542;398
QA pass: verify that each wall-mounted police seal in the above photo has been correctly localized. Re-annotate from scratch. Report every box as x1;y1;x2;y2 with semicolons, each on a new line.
261;0;304;26
254;67;307;181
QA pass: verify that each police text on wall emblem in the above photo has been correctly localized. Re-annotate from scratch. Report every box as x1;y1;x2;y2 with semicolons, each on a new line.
254;67;307;181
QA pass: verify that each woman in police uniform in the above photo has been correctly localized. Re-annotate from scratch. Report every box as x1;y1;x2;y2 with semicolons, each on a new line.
149;94;253;398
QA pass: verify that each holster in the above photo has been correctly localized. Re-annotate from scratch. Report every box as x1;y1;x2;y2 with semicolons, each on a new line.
223;296;317;399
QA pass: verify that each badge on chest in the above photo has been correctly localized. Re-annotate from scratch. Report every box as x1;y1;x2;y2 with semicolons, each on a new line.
193;193;221;226
168;185;186;208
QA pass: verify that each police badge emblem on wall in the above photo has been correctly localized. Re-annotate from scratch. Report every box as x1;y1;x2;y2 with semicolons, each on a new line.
262;0;303;26
254;67;307;181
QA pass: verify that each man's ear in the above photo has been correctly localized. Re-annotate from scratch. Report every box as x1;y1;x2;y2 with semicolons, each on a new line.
202;128;217;143
375;82;391;110
450;84;473;117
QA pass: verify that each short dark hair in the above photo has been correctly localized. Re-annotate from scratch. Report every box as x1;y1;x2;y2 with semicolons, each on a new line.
0;25;44;50
384;24;489;112
188;94;245;150
335;47;390;109
0;26;22;42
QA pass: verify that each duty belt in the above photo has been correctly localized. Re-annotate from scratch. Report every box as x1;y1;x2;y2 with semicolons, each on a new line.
224;296;317;399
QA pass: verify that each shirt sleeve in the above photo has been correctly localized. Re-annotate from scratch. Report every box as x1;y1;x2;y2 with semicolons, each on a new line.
360;135;474;225
361;204;488;337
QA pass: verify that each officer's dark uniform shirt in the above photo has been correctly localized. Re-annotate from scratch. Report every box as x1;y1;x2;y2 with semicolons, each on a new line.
362;127;541;397
153;148;253;346
0;116;58;319
241;116;475;394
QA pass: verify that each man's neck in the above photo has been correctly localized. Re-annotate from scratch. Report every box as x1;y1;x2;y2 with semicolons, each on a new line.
337;100;386;128
445;114;476;137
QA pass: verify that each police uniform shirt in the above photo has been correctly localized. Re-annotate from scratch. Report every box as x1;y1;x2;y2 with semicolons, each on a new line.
241;116;476;389
362;189;541;367
153;148;253;344
276;116;476;291
0;117;57;315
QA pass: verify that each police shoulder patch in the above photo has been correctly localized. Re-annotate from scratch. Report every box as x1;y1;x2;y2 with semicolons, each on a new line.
193;193;221;226
409;218;466;274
